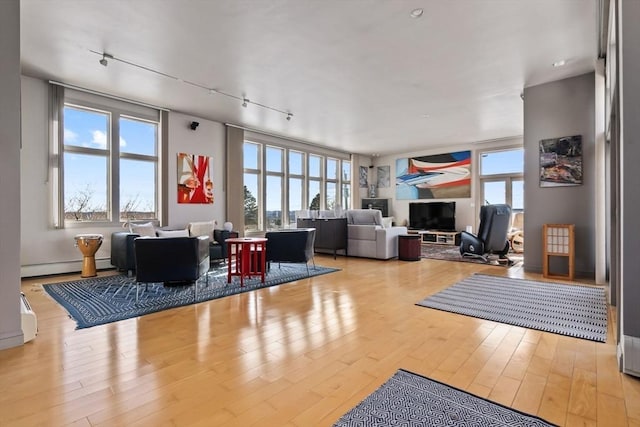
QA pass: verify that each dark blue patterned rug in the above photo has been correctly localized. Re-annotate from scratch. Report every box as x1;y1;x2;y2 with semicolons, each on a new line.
43;264;338;329
417;274;607;342
334;369;556;426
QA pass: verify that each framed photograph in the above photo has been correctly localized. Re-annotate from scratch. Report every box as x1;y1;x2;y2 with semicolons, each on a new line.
377;165;390;188
359;166;368;188
539;135;582;187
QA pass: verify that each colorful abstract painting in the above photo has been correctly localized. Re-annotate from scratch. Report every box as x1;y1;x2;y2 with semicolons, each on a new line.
177;152;214;204
396;150;471;199
539;135;582;187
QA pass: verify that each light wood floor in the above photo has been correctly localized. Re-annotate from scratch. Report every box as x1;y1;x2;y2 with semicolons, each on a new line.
2;255;639;426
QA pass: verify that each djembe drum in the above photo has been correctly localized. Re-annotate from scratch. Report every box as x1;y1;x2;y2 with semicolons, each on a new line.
74;234;103;277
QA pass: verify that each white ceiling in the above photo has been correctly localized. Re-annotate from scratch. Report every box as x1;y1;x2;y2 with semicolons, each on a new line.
20;0;598;155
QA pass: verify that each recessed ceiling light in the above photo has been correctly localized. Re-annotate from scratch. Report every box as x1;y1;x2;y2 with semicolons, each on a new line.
552;60;566;67
410;8;424;18
421;114;430;118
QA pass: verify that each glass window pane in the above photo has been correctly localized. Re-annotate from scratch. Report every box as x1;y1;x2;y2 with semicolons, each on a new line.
289;151;304;175
244;142;260;170
64;153;108;221
483;181;506;205
512;180;524;211
288;177;303;223
120;117;157;156
326;182;336;209
266;146;283;173
64;106;109;150
244;173;260;232
341;183;351;209
308;180;321;209
327;158;338;180
309;155;321;178
120;159;156;220
480;148;524;175
342;161;351;181
266;175;282;230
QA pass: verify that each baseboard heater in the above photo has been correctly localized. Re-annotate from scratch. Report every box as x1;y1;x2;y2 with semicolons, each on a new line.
20;292;37;343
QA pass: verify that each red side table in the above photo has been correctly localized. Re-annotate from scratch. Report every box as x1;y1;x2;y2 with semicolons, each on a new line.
226;237;267;285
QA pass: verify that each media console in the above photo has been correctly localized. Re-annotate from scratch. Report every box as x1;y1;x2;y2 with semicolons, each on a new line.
411;230;461;246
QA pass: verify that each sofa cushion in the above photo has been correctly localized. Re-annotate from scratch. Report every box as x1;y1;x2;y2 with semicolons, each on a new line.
129;222;156;237
156;229;189;238
348;224;380;240
188;220;217;241
346;209;383;226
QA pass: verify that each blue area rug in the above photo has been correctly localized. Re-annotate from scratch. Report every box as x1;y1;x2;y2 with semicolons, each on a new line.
417;274;607;342
43;264;338;329
334;369;555;426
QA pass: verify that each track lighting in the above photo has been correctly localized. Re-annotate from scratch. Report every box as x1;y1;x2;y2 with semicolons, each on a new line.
91;50;293;120
99;53;113;67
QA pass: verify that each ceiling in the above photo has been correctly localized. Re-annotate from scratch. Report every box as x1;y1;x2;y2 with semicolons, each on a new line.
20;0;598;156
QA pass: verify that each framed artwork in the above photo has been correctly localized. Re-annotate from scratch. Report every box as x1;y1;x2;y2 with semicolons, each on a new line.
539;135;582;187
396;150;471;199
377;165;390;188
177;152;214;204
359;166;368;188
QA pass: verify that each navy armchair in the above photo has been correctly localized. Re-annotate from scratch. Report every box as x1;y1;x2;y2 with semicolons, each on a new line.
265;228;316;275
134;236;210;302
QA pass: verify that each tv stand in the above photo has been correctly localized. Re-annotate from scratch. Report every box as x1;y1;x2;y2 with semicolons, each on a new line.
417;230;460;246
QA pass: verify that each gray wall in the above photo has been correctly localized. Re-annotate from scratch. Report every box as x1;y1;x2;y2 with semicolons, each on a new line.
0;0;23;349
523;73;595;277
621;0;640;338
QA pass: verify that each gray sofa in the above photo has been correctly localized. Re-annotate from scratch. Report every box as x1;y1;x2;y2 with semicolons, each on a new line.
346;209;407;259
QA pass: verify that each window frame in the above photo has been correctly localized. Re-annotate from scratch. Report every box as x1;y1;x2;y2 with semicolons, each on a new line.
58;90;161;227
242;138;351;233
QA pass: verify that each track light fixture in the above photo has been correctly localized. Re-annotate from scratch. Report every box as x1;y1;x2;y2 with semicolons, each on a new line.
90;50;293;120
99;53;113;67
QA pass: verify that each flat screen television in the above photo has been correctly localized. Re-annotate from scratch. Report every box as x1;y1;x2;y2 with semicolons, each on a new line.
409;202;456;231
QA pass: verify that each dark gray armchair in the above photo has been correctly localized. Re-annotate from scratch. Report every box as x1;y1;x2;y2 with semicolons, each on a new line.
111;231;140;275
134;236;210;302
265;228;316;275
459;204;512;264
210;229;238;263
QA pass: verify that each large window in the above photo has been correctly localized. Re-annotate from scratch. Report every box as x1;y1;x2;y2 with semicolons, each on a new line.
479;147;524;211
243;140;351;232
60;89;160;225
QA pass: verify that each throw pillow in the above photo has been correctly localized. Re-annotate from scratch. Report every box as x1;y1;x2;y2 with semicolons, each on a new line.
188;220;217;241
381;217;393;228
129;222;157;237
156;229;189;238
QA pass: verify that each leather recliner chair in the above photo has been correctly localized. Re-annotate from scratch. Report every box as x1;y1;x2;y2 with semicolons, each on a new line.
460;204;512;263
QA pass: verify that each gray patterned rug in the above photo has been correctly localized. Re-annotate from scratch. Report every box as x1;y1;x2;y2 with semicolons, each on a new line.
417;274;607;342
43;264;338;329
334;369;555;426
